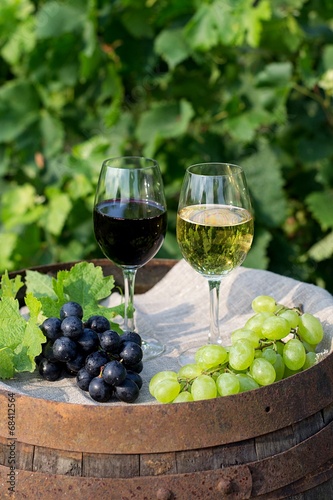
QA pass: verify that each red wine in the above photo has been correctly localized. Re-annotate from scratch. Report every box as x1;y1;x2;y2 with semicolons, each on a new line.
94;199;167;267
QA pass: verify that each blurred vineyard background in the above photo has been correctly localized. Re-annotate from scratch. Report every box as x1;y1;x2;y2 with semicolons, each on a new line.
0;0;333;291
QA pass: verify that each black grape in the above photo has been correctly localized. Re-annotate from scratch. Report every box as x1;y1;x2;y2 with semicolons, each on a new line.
89;377;113;402
76;328;100;354
114;378;140;403
102;360;127;386
61;316;84;339
126;370;143;389
76;368;93;391
39;359;63;381
85;350;109;377
99;329;121;353
60;301;83;320
40;317;62;341
53;336;78;362
119;341;143;366
85;315;110;333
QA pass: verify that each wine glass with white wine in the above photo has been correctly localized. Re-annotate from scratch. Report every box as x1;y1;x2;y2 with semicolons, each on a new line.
176;162;254;360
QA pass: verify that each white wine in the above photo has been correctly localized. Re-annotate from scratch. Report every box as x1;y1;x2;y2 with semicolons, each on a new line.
177;204;254;278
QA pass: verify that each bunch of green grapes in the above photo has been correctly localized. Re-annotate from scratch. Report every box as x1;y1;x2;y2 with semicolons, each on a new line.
149;295;324;404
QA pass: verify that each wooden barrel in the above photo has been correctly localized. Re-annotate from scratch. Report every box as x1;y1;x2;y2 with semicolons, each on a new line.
1;259;333;499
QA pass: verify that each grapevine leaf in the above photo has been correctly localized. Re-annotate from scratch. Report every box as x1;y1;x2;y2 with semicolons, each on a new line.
0;271;24;299
59;262;116;303
224;109;272;143
36;2;85;38
25;270;57;300
40;110;65;157
14;293;45;372
137;99;194;142
0;296;26;350
184;3;219;51
322;45;333;71
0;348;15;379
306;191;333;231
0;81;39;142
39;188;72;237
242;143;288;227
155;28;191;69
37;296;62;320
307;232;333;262
26;262;120;321
244;0;271;47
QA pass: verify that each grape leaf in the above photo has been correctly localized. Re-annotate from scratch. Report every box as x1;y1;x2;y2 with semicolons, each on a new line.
308;231;333;262
306;191;333;231
0;271;24;299
0;289;46;379
155;28;191;69
14;293;45;372
25;270;57;299
25;261;124;323
0;296;26;350
0;347;14;379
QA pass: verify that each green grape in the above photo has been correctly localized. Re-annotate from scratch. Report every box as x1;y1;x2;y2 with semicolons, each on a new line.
251;295;277;313
149;370;178;397
302;352;317;371
283;338;306;371
172;391;194;403
262;347;277;365
236;373;260;392
231;328;261;348
298;313;324;345
262;316;291;340
195;344;228;369
302;340;316;353
178;364;202;380
275;341;285;356
245;312;274;335
191;374;217;400
279;309;299;329
283;366;301;378
216;372;240;396
250;358;276;386
154;379;181;403
228;339;255;371
211;370;222;381
254;349;263;358
272;353;285;381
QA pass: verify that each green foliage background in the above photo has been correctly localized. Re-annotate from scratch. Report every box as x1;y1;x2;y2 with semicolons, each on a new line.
1;0;333;291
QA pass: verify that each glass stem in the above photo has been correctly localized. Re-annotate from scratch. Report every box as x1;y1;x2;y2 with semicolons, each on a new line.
122;267;137;332
208;279;222;344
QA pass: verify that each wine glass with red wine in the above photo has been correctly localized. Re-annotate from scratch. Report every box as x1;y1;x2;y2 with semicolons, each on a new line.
93;156;167;360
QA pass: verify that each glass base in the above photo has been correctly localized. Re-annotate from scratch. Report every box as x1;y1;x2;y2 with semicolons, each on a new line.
178;341;204;367
141;338;165;361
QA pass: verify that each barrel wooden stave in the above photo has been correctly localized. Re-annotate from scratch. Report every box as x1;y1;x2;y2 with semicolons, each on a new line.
1;401;333;497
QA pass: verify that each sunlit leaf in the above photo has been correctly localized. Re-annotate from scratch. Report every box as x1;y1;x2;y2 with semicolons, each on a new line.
136;99;194;156
36;2;85;38
306;191;333;231
242;143;287;227
308;232;333;262
155;28;191;69
0;81;39;142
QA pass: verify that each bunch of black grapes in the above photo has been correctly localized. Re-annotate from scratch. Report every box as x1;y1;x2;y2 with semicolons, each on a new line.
36;301;143;403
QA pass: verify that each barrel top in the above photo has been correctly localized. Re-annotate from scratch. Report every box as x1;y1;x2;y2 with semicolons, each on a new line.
1;258;333;453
